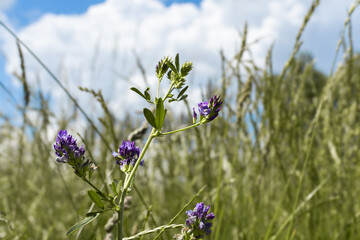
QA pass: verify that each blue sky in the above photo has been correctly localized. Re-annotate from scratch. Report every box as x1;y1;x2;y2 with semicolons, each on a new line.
0;0;359;126
4;0;202;27
5;0;106;27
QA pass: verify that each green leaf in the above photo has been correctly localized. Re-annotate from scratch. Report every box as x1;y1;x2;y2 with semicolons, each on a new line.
167;70;172;80
166;62;178;74
179;94;188;101
177;86;189;99
130;87;146;99
131;87;152;103
155;98;166;130
66;213;99;236
88;190;104;209
143;108;157;129
144;87;151;100
175;53;180;72
111;181;117;195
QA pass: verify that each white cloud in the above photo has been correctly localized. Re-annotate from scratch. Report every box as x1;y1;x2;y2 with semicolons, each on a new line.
1;0;359;121
0;0;14;11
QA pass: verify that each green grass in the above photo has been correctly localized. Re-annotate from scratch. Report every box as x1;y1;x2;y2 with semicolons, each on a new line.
1;1;360;239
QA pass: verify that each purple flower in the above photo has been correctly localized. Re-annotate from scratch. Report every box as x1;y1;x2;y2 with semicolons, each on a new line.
53;130;95;178
184;202;215;239
54;130;85;164
112;140;143;173
195;95;222;123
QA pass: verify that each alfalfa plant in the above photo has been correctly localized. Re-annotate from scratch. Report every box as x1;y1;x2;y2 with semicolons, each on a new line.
52;54;221;240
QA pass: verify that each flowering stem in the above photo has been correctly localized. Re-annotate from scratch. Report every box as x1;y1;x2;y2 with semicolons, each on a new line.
125;129;156;188
117;128;156;240
163;83;175;101
160;122;202;136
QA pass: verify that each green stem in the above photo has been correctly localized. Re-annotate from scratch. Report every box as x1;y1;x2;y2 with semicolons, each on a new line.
82;177;107;200
117;189;127;240
163;83;174;101
117;129;156;239
161;122;201;136
157;78;161;98
125;130;155;188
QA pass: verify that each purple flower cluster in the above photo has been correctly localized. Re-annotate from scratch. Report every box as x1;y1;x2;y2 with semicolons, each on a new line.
112;140;143;173
185;202;215;238
54;130;85;164
53;130;95;178
193;95;222;123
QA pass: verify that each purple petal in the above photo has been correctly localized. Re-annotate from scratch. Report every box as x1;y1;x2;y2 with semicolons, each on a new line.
206;213;215;220
112;151;120;158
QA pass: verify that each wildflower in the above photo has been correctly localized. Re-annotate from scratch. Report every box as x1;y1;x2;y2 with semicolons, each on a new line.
112;140;143;173
195;95;222;123
53;130;94;178
174;202;215;240
54;130;85;164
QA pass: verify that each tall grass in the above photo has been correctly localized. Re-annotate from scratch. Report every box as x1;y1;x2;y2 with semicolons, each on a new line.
1;1;360;239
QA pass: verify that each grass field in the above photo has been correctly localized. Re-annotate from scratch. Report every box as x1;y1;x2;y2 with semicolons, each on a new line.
1;1;360;239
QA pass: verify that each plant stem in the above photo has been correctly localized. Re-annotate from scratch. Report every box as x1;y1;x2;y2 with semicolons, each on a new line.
117;129;156;239
82;177;107;199
117;189;127;240
161;122;201;136
157;77;162;99
125;130;155;189
163;83;174;101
